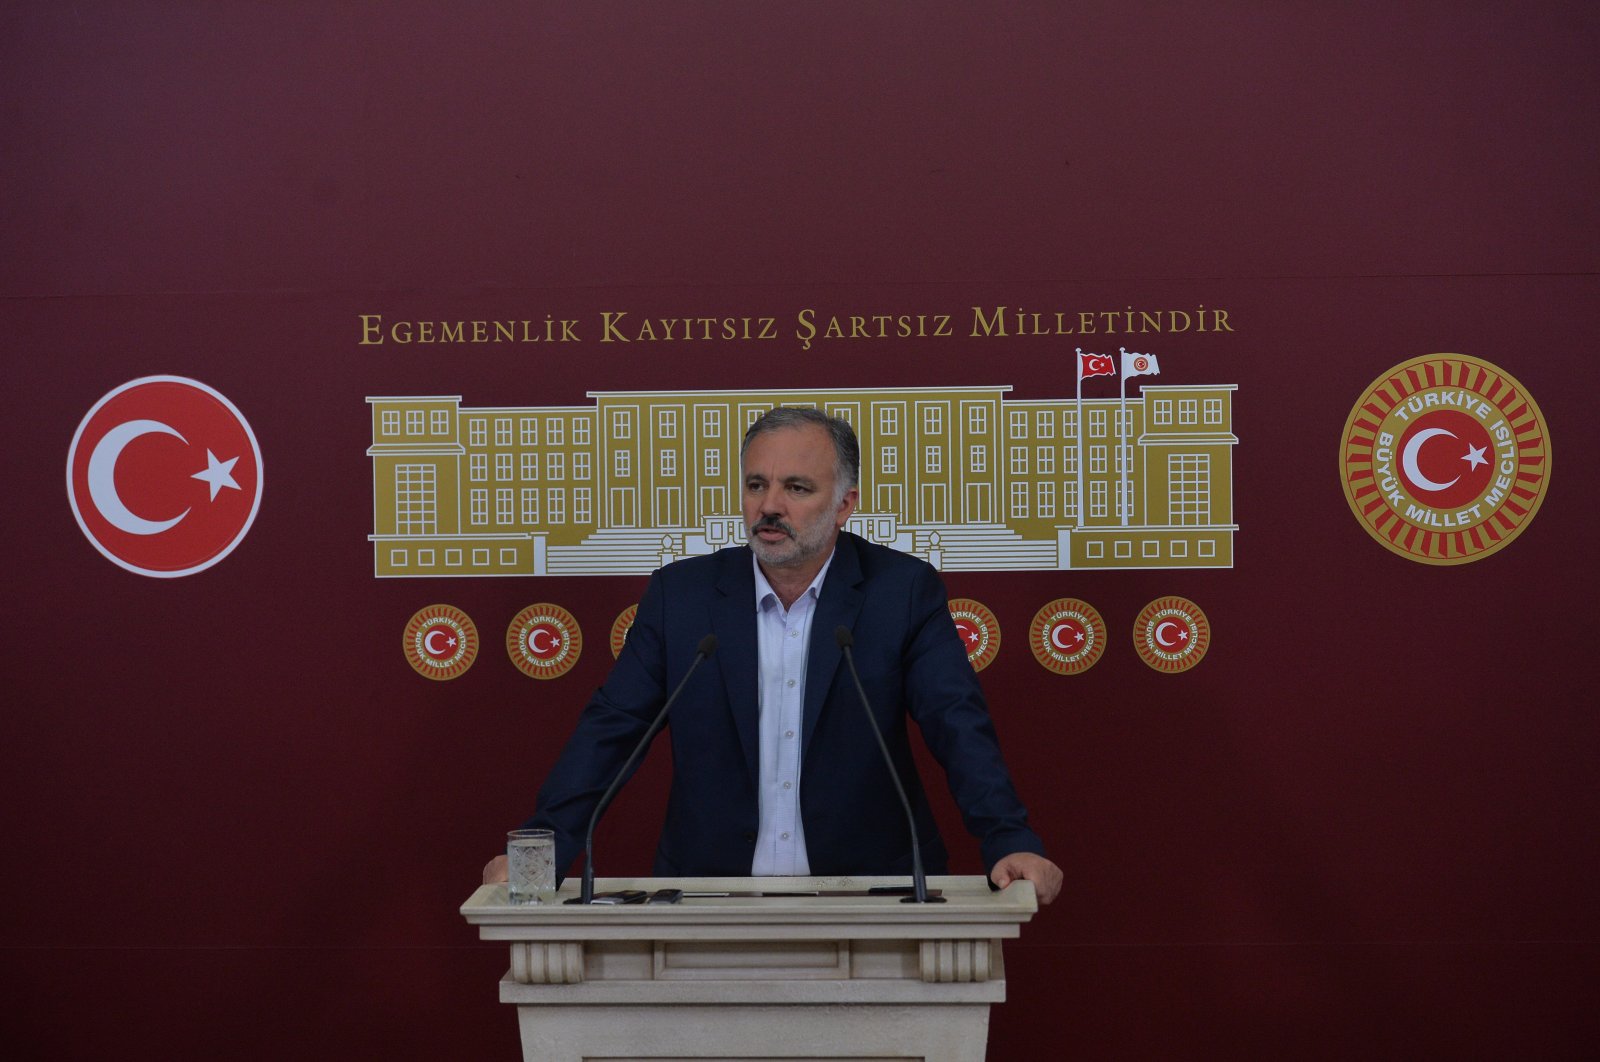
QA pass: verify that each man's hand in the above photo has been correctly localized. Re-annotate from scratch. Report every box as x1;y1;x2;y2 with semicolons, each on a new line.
989;852;1063;905
483;854;509;884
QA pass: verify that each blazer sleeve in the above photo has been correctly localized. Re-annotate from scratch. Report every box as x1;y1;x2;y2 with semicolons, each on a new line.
899;562;1048;870
523;568;671;878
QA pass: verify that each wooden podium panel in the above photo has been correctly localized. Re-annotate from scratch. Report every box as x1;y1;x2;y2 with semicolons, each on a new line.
461;875;1036;1061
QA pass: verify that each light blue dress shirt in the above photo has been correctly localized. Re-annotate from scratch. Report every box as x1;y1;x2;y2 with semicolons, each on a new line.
749;549;836;876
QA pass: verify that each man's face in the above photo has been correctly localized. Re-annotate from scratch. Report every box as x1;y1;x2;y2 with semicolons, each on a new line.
742;424;858;571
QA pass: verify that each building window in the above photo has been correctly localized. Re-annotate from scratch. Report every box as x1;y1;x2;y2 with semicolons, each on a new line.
1010;480;1029;518
704;448;720;476
1063;445;1078;474
657;409;678;439
521;488;539;523
1036;446;1055;475
882;446;898;474
1063;482;1078;519
922;405;944;435
520;417;537;445
1010;446;1028;475
1062;411;1078;436
1090;409;1107;438
469;418;487;446
1153;399;1173;426
1169;454;1211;525
1037;481;1056;518
573;417;592;444
495;453;512;481
546;488;566;524
495;417;512;446
661;450;677;476
925;445;942;473
573;452;591;481
879;406;900;435
469;454;487;482
615;450;631;477
611;409;633;440
406;410;424;435
969;444;987;472
702;408;722;437
1115;446;1132;473
546;419;564;445
394;464;437;534
1090;445;1107;474
1179;399;1198;425
469;488;488;526
968;406;988;434
520;453;537;480
574;488;592;524
1090;481;1108;518
1036;410;1055;439
1117;479;1135;519
1009;410;1028;439
381;410;400;436
496;488;513;523
547;452;565;481
1115;408;1133;438
431;409;450;435
1204;398;1223;425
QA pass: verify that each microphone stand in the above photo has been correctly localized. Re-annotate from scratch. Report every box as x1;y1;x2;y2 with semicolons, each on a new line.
834;626;944;903
569;634;718;904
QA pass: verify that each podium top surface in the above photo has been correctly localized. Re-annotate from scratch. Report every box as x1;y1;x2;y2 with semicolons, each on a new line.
461;875;1036;942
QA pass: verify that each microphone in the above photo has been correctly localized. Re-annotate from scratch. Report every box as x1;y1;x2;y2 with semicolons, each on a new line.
834;626;944;903
570;633;718;905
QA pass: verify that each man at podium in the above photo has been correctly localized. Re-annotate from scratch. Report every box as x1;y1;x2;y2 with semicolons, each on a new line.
486;407;1062;905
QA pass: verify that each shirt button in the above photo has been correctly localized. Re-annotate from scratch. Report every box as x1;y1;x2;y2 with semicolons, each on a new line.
786;679;795;688
780;832;790;840
782;781;792;789
785;730;794;738
788;630;798;638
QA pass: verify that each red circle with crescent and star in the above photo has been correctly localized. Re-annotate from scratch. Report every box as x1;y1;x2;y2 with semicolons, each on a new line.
66;376;264;577
1339;354;1552;565
1029;598;1106;675
610;605;638;659
403;604;479;681
947;597;1001;672
1132;596;1210;674
507;603;583;679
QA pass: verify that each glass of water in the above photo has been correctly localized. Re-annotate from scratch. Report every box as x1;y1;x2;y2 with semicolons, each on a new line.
506;828;556;904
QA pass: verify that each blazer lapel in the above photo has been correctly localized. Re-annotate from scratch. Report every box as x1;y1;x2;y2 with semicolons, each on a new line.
711;547;760;787
802;533;866;755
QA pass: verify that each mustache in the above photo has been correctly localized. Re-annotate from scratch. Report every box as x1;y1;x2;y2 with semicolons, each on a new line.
750;514;795;538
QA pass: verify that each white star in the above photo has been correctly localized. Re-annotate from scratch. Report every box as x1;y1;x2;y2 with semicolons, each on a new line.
966;630;979;644
1461;443;1489;471
191;449;241;501
1074;630;1084;643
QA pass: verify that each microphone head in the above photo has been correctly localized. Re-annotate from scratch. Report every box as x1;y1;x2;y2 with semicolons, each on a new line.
834;626;854;649
697;634;719;656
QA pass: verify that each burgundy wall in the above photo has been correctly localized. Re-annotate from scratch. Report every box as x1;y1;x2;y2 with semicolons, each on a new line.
5;3;1597;1058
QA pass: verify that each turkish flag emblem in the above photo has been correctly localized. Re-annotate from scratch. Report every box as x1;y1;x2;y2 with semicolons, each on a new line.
1078;352;1116;380
66;376;263;577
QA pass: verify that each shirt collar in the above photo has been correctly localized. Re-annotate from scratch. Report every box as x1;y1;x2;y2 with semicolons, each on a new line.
752;547;836;612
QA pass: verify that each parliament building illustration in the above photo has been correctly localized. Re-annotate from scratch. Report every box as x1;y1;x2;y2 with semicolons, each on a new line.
366;383;1238;576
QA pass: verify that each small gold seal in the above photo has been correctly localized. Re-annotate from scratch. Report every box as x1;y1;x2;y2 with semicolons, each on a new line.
610;604;638;659
1132;597;1210;673
403;604;479;681
1028;598;1106;675
948;597;1001;672
506;603;583;680
1340;354;1551;564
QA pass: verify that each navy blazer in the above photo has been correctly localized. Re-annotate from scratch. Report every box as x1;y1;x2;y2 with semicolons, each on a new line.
530;532;1045;879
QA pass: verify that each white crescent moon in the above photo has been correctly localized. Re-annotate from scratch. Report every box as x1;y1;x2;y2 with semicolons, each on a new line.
424;630;450;655
529;628;555;653
1401;427;1460;492
1050;623;1076;650
88;419;190;535
1155;621;1180;647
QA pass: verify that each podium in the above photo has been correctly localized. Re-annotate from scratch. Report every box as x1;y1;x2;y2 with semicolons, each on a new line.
461;874;1036;1061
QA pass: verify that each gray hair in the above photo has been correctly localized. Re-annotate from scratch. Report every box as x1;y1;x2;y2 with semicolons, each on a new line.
739;406;860;500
